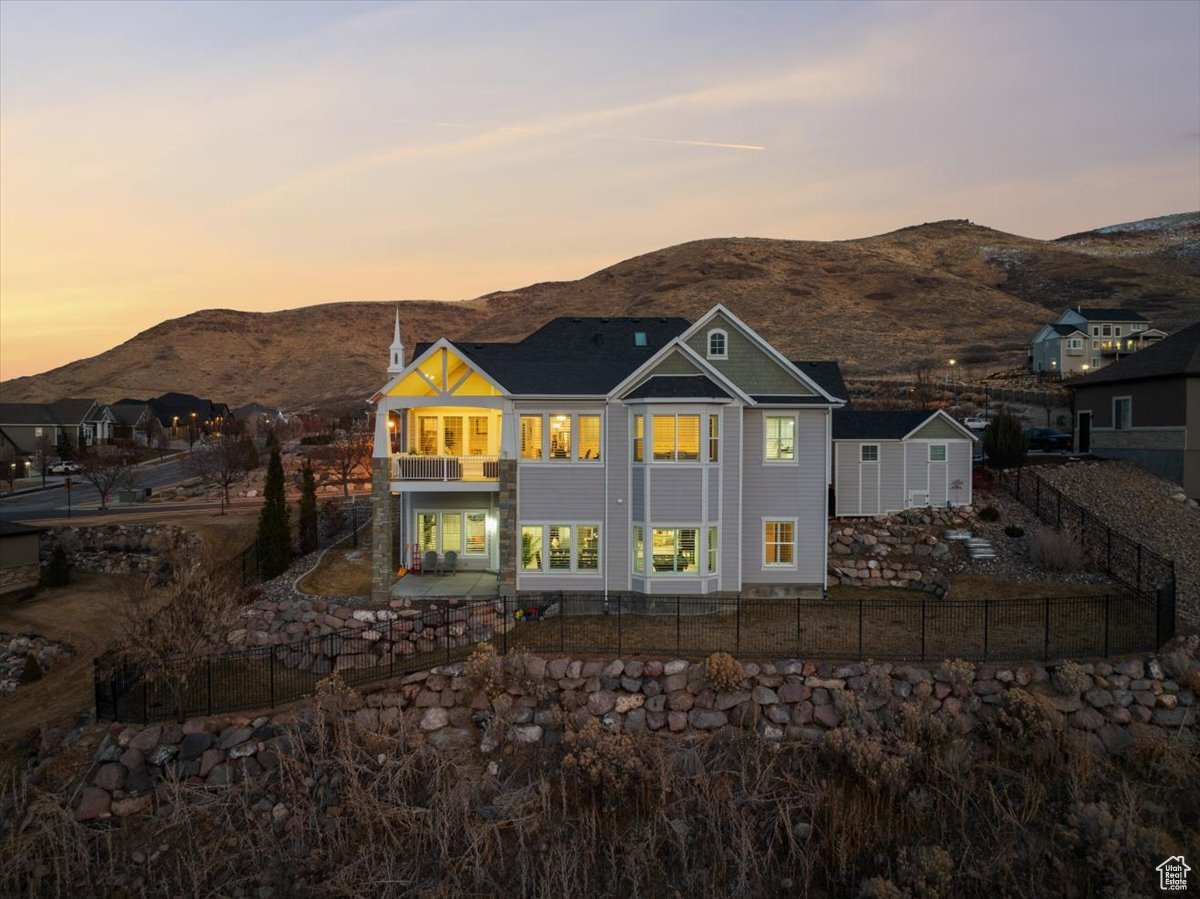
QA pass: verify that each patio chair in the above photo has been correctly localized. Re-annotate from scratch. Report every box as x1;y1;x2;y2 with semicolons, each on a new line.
423;551;438;575
441;551;458;575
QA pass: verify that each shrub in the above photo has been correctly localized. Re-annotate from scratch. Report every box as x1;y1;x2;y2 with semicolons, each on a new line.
462;643;545;700
561;717;648;799
938;658;975;698
977;505;1000;522
982;409;1027;469
17;654;43;685
1029;527;1085;572
1004;524;1025;538
702;651;743;692
990;689;1063;756
41;545;70;587
1050;660;1092;695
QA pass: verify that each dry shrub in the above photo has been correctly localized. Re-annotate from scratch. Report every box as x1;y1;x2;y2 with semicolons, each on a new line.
824;726;920;794
463;642;545;700
937;658;975;698
1050;660;1092;695
561;717;648;802
1181;666;1200;694
977;505;1000;522
990;690;1063;760
857;845;954;899
1058;800;1174;896
1028;526;1085;572
702;651;743;693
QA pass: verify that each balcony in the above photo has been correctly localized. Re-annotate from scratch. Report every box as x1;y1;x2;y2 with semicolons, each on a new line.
390;454;500;483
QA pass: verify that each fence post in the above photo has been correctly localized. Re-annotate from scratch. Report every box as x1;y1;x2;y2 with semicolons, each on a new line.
142;674;148;724
1056;491;1061;530
560;594;565;654
617;594;623;657
736;596;742;656
1043;596;1051;660
1136;545;1143;594
920;600;927;662
795;597;802;660
206;659;213;717
1036;476;1040;517
676;595;681;656
1106;529;1112;574
983;601;989;661
502;596;508;656
269;650;275;708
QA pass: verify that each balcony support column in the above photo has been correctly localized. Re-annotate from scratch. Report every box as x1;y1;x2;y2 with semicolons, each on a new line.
371;458;398;603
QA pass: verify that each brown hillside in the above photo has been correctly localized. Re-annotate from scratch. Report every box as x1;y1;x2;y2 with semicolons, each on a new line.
3;215;1197;410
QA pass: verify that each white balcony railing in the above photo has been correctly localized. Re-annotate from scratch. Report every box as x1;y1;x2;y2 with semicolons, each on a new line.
390;454;500;482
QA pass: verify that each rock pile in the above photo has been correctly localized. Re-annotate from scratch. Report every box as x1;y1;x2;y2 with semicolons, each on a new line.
827;515;959;595
39;525;198;580
0;632;75;693
69;635;1198;821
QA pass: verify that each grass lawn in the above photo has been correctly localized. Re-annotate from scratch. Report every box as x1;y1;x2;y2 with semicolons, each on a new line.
297;531;372;596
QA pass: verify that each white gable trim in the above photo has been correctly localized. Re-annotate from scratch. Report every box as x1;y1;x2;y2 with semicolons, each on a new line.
607;339;753;404
373;338;510;398
901;409;978;442
679;304;841;403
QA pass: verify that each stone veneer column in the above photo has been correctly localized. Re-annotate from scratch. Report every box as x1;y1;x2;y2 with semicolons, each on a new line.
371;458;395;604
497;459;517;597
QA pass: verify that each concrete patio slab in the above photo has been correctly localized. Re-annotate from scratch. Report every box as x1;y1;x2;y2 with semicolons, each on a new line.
390;571;499;598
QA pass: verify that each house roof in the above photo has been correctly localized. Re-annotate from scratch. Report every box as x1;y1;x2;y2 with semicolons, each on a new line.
1050;324;1085;337
752;395;842;406
0;521;45;539
789;361;848;403
1070;307;1149;323
1066;320;1200;387
0;398;99;427
418;316;692;395
832;410;935;440
109;404;151;427
625;375;731;400
117;393;230;428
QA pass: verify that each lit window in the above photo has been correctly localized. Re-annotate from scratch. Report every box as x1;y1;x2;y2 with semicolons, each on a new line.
521;526;543;570
707;329;728;359
634;331;647;347
467;416;488;456
419;513;438;553
707;526;718;574
1114;397;1131;430
441;514;462;552
651;528;699;573
418;416;438;455
633;415;644;462
578;526;599;570
548;525;571;570
443;418;462;455
765;416;795;461
652;415;676;460
633;526;645;574
578;415;601;461
709;414;720;462
677;415;700;461
520;416;542;460
861;444;879;462
549;414;571;460
929;444;947;462
764;520;795;566
464;512;487;555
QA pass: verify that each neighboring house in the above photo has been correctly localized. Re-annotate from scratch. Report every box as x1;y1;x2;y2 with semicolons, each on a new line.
0;398;115;453
109;403;156;446
832;410;976;516
370;305;847;602
0;522;44;597
116;393;233;440
1066;321;1200;498
1029;307;1165;379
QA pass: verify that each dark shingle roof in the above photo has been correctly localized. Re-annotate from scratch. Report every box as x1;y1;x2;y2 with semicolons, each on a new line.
0;521;45;538
1066;321;1200;387
418;316;691;395
109;404;151;427
626;376;730;400
832;410;939;440
116;393;228;428
0;399;99;426
1074;308;1149;323
752;395;841;405
1051;324;1085;337
789;360;848;402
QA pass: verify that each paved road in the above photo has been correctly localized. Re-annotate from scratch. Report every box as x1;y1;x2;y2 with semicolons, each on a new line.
0;456;198;522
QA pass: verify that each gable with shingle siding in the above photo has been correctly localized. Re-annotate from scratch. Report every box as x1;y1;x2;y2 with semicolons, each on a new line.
684;311;813;395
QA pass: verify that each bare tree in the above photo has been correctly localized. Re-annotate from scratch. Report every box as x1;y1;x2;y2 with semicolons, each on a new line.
107;549;245;720
76;449;137;509
0;443;17;492
187;433;258;514
313;429;373;496
34;435;53;487
910;360;937;411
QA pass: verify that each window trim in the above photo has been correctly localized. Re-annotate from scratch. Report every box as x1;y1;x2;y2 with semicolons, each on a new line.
706;328;729;360
519;522;601;573
1113;396;1132;431
519;412;603;463
762;518;798;569
650;413;703;463
928;443;948;463
860;443;880;463
646;525;703;576
763;414;798;464
708;413;720;463
707;525;718;576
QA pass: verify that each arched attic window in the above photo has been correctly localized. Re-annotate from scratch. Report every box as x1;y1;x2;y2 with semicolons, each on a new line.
707;329;728;359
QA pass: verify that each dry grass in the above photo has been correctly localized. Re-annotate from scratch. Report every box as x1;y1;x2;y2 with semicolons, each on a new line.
296;533;372;597
2;680;1197;897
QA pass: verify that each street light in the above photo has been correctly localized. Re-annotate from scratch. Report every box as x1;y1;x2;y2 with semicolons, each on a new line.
189;412;197;450
945;358;956;387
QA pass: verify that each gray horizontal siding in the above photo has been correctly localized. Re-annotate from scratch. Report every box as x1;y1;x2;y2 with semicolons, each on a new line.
632;466;645;521
518;467;605;520
708;466;720;520
607;406;630;589
881;443;905;511
516;573;605;591
721;407;741;591
647;465;704;521
835;442;860;516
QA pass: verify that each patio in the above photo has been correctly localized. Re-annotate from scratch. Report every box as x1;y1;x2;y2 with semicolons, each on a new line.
390;571;499;598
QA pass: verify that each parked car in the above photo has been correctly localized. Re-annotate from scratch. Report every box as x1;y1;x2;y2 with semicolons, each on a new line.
47;461;82;475
963;417;991;430
1024;428;1072;452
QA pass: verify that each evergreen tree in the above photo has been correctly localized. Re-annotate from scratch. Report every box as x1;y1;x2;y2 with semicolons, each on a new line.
42;544;71;587
983;409;1028;470
298;458;318;555
255;447;292;579
55;430;75;461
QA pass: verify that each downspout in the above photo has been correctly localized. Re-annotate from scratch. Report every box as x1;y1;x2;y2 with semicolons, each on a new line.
603;403;609;606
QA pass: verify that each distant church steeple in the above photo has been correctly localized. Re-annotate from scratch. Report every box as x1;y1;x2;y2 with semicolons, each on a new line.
388;305;405;375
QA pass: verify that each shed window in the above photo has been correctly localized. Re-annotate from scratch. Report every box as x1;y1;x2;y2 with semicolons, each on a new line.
861;444;879;462
929;444;947;463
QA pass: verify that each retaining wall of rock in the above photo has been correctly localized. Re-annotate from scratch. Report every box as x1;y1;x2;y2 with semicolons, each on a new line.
70;635;1199;821
39;525;199;580
827;507;975;595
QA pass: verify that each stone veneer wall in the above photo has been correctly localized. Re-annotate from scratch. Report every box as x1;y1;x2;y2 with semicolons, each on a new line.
497;460;517;597
39;525;197;581
0;562;40;596
826;508;970;596
370;458;394;604
71;636;1198;821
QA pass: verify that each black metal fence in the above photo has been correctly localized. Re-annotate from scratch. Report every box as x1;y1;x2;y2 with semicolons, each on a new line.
1001;466;1176;646
95;588;1162;724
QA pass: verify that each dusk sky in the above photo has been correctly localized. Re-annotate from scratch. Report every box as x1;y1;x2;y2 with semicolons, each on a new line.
1;0;1197;381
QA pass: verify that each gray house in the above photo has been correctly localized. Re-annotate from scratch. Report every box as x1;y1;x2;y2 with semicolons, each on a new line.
1029;307;1165;379
370;305;846;601
0;399;115;454
1067;321;1200;497
832;409;976;516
